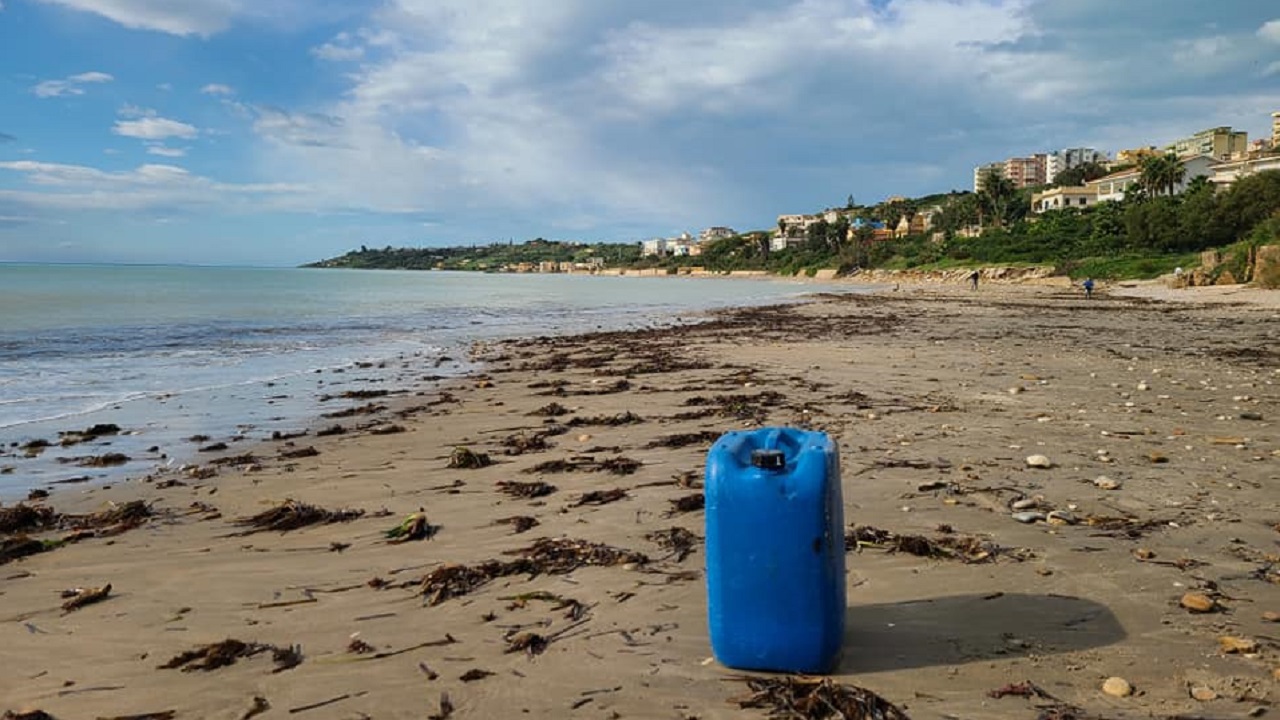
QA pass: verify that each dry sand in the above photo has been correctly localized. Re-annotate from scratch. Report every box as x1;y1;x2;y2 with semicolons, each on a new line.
2;281;1278;720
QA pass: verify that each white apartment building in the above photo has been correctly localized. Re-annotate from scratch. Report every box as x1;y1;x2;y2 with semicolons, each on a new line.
1045;147;1108;181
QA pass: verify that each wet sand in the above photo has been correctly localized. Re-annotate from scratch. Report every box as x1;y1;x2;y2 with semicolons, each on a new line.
2;282;1278;719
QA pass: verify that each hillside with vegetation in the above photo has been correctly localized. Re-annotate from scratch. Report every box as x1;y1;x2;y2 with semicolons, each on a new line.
307;166;1280;283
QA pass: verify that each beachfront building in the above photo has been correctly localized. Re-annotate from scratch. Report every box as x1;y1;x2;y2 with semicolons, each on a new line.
1031;185;1098;213
699;227;736;244
1045;148;1107;181
1087;154;1219;203
776;213;826;238
640;238;669;257
1168;127;1248;161
1004;155;1049;188
1113;146;1159;166
769;235;807;252
1210;153;1280;189
892;208;939;237
972;162;1005;192
1273;111;1279;149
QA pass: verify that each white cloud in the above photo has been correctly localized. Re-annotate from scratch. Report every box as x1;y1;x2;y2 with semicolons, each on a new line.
32;70;114;98
146;145;187;157
311;32;364;61
113;116;199;140
0;160;307;213
1259;19;1280;43
157;82;172;91
34;0;239;36
201;83;235;96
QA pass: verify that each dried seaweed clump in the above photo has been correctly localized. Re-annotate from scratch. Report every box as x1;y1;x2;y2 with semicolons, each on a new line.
571;488;628;507
159;639;302;673
644;527;702;562
1;536;51;565
528;402;570;417
495;516;540;534
644;431;722;449
525;456;641;476
0;503;57;534
846;525;1031;564
506;537;648;575
496;481;557;499
62;500;153;533
448;446;492;469
501;432;553;456
566;411;644;427
420;537;648;606
732;676;912;720
233;499;364;534
667;493;705;515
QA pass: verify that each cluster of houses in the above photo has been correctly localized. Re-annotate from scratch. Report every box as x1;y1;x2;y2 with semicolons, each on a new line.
1023;113;1280;213
567;112;1280;268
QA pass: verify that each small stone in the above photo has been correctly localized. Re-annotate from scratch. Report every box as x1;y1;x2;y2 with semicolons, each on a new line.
1008;386;1024;395
1239;412;1264;421
1011;497;1041;511
576;434;592;442
1218;636;1257;654
1262;611;1279;622
1046;510;1077;526
1273;667;1280;682
1025;454;1052;468
1137;381;1150;391
1180;593;1218;613
1012;511;1045;524
1036;567;1053;576
1093;476;1121;490
1102;677;1133;697
1189;685;1218;702
1134;548;1156;560
1146;452;1169;464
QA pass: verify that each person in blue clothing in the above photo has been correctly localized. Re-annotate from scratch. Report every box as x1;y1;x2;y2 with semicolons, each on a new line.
1082;277;1095;299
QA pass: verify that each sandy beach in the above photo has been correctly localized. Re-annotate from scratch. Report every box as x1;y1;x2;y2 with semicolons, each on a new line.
2;281;1277;720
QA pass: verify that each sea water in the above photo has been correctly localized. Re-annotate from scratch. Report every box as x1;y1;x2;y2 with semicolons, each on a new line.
0;264;841;499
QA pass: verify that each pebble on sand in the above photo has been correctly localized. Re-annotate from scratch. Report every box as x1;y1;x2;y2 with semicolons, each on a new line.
1180;593;1218;613
1217;636;1257;654
1093;476;1122;490
1189;685;1218;702
1025;454;1052;468
1102;677;1133;697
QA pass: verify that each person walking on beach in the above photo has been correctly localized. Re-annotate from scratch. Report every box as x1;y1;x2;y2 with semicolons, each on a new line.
968;270;979;291
1082;277;1095;299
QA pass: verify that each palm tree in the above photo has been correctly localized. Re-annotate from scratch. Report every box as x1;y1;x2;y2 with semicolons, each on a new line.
1139;153;1186;197
978;169;1016;228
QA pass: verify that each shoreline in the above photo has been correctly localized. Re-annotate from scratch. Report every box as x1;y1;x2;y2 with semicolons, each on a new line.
2;284;1278;718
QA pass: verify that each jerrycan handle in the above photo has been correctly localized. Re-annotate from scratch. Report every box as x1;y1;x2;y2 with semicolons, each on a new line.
750;448;786;471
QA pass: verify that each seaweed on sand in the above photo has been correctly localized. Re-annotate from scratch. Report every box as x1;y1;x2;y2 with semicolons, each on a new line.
524;456;641;476
232;499;364;534
730;676;912;720
644;431;721;449
496;481;557;499
571;488;628;507
159;639;302;673
644;527;702;562
667;493;705;515
846;525;1031;563
61;500;152;533
566;411;644;427
0;535;50;565
0;503;57;535
495;516;540;534
501;432;553;456
448;447;491;469
419;538;647;606
528;402;570;417
385;512;439;543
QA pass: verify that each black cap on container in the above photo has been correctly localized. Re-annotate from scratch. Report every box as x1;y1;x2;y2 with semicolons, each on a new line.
751;449;786;470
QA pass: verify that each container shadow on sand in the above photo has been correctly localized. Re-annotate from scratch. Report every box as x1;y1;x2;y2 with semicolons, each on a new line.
840;592;1125;674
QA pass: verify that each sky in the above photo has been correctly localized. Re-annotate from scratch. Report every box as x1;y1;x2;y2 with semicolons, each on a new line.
0;1;1278;266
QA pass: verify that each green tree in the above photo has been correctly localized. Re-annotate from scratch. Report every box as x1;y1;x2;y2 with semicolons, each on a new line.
1139;153;1186;197
1052;161;1108;187
978;169;1016;228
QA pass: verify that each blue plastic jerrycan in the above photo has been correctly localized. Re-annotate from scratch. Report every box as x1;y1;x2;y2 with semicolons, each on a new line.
705;427;846;674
